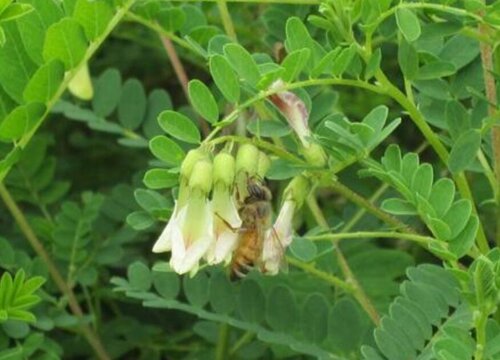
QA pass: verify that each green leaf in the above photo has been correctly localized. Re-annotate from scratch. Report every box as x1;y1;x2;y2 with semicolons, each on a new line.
302;294;328;343
448;129;481;173
157;8;185;32
15;0;63;65
143;168;179;189
398;39;418;79
449;215;478;257
429;217;452;241
311;48;340;78
92;68;121;117
127;262;152;292
43;18;87;70
0;26;5;46
134;188;168;213
246;119;292;137
223;43;260;86
439;35;479;70
396;8;421;42
445;101;470;140
23;60;65;103
183;272;209;307
289;237;317;262
209;272;235;314
281;48;310;82
73;0;113;41
365;48;381;80
188;79;218;124
158;110;200;144
149;136;185;166
411;164;433;199
443;199;472;239
238;280;265;323
381;145;402;172
0;3;32;22
143;89;172;138
266;285;297;332
416;61;456;80
329;298;363;352
285;17;314;54
0;103;45;141
429;179;456;218
118;79;146;130
153;271;180;300
0;0;12;14
381;198;418;215
331;44;356;76
126;211;154;230
209;55;240;103
0;24;37;103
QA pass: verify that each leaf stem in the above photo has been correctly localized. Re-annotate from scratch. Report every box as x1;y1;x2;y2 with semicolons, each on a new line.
229;331;254;355
160;36;211;137
0;183;110;360
478;8;500;246
286;257;353;291
474;310;488;360
216;0;237;40
373;65;490;254
306;231;439;246
306;194;380;325
215;323;230;360
329;180;416;233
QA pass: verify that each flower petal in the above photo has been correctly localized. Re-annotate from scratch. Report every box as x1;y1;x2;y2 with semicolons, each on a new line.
269;80;311;147
152;202;181;253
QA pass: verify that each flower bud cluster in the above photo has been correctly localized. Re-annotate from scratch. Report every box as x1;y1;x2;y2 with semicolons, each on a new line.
152;144;310;276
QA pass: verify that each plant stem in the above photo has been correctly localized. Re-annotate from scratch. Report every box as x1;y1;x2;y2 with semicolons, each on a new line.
478;10;500;246
215;323;230;360
216;0;237;40
0;183;110;360
329;180;415;233
306;194;380;325
160;36;210;137
474;311;488;360
306;231;439;246
229;331;254;355
286;257;353;291
374;67;490;254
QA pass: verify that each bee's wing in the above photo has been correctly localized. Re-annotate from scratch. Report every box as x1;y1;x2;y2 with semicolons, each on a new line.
260;226;288;274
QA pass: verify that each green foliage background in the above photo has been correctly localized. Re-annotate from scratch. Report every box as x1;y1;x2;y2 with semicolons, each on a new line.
0;0;500;359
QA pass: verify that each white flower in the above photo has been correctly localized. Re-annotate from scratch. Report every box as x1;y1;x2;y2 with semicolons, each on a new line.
262;199;295;274
152;202;180;253
206;185;242;265
169;192;215;275
269;79;311;147
152;159;215;275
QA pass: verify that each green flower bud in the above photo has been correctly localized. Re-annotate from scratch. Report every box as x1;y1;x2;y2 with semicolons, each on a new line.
236;143;259;176
257;151;271;178
284;175;310;208
189;160;213;194
180;149;207;180
213;152;235;188
302;143;327;167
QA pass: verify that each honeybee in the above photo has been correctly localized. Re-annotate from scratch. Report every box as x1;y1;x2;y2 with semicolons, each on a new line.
230;179;284;280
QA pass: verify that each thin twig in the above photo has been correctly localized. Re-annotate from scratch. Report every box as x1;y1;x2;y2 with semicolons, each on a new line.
478;10;500;246
160;36;210;137
306;194;381;325
0;183;111;360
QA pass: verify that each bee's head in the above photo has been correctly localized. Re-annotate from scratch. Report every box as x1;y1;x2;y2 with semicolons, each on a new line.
246;177;272;202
